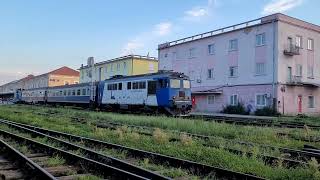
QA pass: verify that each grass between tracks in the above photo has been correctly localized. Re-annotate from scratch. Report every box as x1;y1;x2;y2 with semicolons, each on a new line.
0;105;320;179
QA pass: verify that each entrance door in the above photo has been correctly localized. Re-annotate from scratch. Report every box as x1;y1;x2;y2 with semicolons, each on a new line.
298;95;302;113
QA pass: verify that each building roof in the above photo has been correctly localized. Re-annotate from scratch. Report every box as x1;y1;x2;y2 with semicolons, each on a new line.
158;13;320;49
48;66;80;76
79;55;158;70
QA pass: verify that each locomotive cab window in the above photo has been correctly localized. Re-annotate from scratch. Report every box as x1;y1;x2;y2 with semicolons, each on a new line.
133;82;139;89
159;79;168;88
183;80;191;89
170;79;180;88
148;81;157;95
139;81;146;89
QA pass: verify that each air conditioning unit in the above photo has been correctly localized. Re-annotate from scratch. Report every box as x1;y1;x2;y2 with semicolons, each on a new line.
196;79;201;83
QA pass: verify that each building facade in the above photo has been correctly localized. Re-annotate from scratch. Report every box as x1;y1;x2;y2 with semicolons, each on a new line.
0;67;80;96
79;55;158;83
158;13;320;115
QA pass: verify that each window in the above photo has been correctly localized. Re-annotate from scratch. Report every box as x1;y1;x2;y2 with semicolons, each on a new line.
72;90;76;96
138;82;146;89
127;82;132;90
118;83;122;90
189;48;196;58
132;82;139;89
105;66;108;73
256;63;266;75
159;79;169;88
296;64;303;77
256;33;266;46
230;95;238;106
208;44;215;55
117;63;120;71
296;36;302;48
107;84;117;90
170;79;180;88
229;39;238;51
183;80;191;89
207;68;214;79
229;66;238;77
307;38;314;50
147;81;157;95
111;64;114;72
256;94;267;106
63;90;67;96
68;90;71;96
123;62;127;69
82;89;86;96
308;66;314;78
308;96;315;108
207;95;215;105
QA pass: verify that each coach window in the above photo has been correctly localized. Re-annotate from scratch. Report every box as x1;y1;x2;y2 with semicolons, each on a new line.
148;81;157;95
72;90;76;96
127;82;132;90
118;83;122;90
68;90;71;96
139;81;146;89
82;89;86;96
133;82;139;89
77;89;81;96
63;90;67;96
60;91;63;96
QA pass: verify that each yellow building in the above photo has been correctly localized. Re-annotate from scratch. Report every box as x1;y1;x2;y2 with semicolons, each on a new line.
79;55;158;83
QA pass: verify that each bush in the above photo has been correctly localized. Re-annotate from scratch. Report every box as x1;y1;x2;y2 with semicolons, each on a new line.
254;107;280;116
221;103;248;115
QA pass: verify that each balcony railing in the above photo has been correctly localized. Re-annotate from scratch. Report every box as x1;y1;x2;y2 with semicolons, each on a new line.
287;76;302;84
284;44;300;56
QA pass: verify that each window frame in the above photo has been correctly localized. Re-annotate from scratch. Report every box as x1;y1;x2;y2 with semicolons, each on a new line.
188;48;196;58
307;38;314;51
208;44;215;55
256;94;267;107
308;96;315;108
229;39;238;51
207;68;214;79
296;64;303;77
229;66;238;78
230;94;238;106
256;33;266;46
295;35;302;48
207;95;215;105
255;63;266;76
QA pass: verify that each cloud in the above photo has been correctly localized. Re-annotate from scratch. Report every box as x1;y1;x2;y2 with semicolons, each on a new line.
121;21;173;56
183;0;216;21
153;22;172;36
262;0;304;15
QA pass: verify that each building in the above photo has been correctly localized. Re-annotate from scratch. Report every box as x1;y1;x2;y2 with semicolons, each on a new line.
0;66;80;97
158;13;320;116
79;55;158;83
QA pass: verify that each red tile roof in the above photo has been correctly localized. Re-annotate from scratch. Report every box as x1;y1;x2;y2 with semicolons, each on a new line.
48;66;80;76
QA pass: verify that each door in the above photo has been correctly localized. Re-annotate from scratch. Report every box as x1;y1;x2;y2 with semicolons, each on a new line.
298;95;302;113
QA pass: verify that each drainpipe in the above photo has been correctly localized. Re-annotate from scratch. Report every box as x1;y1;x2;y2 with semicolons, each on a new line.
272;19;277;111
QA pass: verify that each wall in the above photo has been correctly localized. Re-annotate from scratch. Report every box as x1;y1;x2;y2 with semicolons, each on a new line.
132;58;158;75
48;74;79;86
159;22;275;91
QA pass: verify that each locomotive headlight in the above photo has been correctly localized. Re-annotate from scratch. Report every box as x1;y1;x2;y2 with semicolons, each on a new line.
172;96;176;99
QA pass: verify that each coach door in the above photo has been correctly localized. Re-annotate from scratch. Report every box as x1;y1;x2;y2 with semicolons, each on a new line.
146;81;157;106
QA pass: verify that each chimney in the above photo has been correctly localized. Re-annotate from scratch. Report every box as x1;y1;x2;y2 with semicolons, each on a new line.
87;57;95;67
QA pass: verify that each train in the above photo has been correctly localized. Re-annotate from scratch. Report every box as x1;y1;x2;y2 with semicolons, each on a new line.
14;71;192;115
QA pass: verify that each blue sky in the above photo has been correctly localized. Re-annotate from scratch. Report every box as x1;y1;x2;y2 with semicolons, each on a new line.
0;0;319;85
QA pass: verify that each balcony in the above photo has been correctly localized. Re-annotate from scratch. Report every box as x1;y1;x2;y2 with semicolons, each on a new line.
284;44;300;56
287;76;302;85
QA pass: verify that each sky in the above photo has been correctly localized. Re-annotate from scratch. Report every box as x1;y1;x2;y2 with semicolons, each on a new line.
0;0;319;85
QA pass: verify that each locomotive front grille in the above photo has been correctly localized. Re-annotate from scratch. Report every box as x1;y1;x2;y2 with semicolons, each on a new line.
179;91;185;97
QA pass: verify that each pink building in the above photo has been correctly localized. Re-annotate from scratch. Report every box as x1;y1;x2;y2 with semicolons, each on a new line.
158;13;320;116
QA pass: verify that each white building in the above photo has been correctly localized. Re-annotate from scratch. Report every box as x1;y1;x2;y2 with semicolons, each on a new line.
158;13;320;115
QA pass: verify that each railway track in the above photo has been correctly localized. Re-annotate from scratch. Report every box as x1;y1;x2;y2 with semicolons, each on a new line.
0;119;264;180
190;115;320;130
0;138;56;179
91;121;320;164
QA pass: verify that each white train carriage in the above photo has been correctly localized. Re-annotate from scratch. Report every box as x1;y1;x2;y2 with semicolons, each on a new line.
21;88;46;104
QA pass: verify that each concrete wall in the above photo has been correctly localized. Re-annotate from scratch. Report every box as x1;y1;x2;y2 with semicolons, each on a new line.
132;58;158;75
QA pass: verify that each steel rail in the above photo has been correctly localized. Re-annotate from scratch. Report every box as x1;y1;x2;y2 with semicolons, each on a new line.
0;138;57;180
0;120;167;180
0;128;150;180
0;119;265;180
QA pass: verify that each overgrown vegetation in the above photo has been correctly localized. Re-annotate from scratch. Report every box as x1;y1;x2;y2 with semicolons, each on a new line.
255;106;280;116
221;103;249;115
0;105;319;179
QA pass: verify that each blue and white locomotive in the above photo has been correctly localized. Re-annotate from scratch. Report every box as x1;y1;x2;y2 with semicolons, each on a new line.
15;71;192;115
